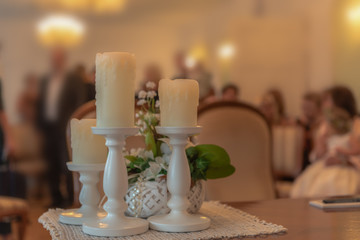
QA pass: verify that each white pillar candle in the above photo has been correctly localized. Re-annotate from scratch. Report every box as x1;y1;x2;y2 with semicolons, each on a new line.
95;52;135;127
159;79;199;127
71;118;107;164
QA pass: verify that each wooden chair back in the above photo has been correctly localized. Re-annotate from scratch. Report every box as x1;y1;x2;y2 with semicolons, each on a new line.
197;101;276;202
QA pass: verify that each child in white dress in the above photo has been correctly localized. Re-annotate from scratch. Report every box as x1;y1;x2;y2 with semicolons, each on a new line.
291;107;360;198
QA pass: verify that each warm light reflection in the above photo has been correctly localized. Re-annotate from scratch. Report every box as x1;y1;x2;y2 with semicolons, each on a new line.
37;15;85;48
185;56;196;69
35;0;127;14
92;0;127;14
218;43;235;60
348;6;360;22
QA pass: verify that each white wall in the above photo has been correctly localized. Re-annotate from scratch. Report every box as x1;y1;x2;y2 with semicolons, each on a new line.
0;0;335;122
228;17;307;117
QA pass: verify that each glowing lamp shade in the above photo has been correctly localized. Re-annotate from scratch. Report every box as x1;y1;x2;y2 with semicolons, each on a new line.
37;15;85;48
185;56;196;69
218;43;235;60
348;6;360;22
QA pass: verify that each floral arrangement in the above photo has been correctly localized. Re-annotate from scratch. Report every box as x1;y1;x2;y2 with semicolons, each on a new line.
125;81;235;185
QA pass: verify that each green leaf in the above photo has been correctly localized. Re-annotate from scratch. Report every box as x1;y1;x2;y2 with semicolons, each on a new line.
206;165;236;179
132;157;146;166
128;176;139;184
125;155;137;162
186;147;198;161
140;161;150;171
189;161;194;174
145;130;157;156
155;140;162;158
195;144;230;168
132;168;142;173
195;157;210;170
193;144;235;180
159;169;167;175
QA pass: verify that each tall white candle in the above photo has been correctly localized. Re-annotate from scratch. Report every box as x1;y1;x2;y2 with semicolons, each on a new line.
158;79;199;127
95;52;135;127
71;118;107;164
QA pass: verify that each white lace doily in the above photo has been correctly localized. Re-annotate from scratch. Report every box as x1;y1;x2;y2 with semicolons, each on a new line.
39;201;287;240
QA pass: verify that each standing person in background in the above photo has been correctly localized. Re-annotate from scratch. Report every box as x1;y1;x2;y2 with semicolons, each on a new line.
139;64;162;93
296;92;323;171
17;73;39;123
172;51;188;80
189;61;214;102
36;48;85;208
0;82;15;162
0;44;17;240
73;64;95;102
0;44;15;162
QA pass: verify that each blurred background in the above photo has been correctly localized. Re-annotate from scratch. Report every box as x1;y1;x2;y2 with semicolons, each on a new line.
1;0;360;239
1;0;348;120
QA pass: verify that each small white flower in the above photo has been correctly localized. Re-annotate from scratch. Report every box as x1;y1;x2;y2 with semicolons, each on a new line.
163;154;171;164
142;162;162;179
125;158;130;165
144;150;154;159
138;90;147;99
123;149;130;156
143;112;151;121
130;148;137;155
147;91;157;99
137;99;147;106
155;156;165;165
155;100;160;108
130;148;142;156
136;119;142;126
155;156;168;170
160;142;172;155
146;81;156;89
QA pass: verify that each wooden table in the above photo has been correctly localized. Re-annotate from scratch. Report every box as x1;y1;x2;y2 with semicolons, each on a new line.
39;198;360;239
227;198;360;240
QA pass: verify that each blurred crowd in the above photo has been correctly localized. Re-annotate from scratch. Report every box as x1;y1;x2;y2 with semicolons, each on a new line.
138;53;360;200
139;51;240;104
259;86;360;198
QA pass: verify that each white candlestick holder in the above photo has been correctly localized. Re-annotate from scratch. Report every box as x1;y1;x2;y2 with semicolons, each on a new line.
82;127;149;237
148;126;211;232
59;162;106;225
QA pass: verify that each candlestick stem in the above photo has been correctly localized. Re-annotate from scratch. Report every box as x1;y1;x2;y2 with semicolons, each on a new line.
82;127;149;237
167;134;191;213
59;162;105;225
148;127;210;232
78;171;100;215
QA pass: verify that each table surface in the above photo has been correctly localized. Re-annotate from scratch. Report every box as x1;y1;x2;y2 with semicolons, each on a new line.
227;198;360;240
39;198;360;240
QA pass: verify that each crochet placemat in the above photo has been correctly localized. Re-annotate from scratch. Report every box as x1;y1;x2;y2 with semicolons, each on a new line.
39;201;287;239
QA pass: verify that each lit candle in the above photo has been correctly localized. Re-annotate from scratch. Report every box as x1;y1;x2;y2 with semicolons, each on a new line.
159;79;199;127
95;52;135;127
71;118;107;164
